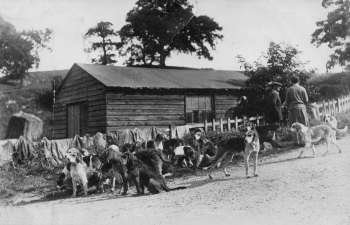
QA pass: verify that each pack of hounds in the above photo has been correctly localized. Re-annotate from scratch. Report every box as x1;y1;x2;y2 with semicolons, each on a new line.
57;113;347;197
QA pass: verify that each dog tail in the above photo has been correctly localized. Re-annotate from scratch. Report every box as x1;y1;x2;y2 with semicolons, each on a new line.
169;186;187;191
335;125;348;135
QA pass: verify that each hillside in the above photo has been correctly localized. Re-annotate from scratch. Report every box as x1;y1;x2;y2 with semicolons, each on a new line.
0;70;67;139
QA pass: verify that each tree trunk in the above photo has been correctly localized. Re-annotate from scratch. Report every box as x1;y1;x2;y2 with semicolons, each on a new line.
159;52;166;68
102;38;107;65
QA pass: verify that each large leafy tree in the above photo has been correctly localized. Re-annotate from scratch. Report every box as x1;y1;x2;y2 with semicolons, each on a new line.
119;0;223;67
84;21;121;65
236;42;319;116
311;0;350;70
0;16;52;81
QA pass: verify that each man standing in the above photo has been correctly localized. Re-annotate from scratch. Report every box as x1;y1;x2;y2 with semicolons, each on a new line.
265;81;283;126
284;76;309;126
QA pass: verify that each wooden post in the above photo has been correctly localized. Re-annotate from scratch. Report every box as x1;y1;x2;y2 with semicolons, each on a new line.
219;118;223;132
235;116;239;131
322;101;326;115
212;118;216;131
168;124;172;139
227;117;231;131
204;120;208;133
336;98;340;113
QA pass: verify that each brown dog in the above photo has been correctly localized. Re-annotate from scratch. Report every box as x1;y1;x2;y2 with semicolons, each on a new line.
122;152;186;194
204;127;259;179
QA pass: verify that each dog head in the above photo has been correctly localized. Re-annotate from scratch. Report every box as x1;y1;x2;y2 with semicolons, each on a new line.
155;133;167;142
65;147;83;164
322;114;332;123
290;122;308;134
201;139;218;156
244;129;259;145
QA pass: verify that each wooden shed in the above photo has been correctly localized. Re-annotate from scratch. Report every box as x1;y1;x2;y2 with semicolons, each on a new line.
53;63;247;138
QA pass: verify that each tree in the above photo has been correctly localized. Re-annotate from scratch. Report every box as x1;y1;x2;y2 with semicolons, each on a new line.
119;0;223;67
0;16;52;81
236;42;319;115
84;21;122;65
311;0;350;70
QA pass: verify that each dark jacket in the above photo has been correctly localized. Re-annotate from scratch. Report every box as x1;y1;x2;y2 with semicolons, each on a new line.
265;90;283;123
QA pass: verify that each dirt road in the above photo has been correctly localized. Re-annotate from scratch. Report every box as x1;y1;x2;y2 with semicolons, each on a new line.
1;139;350;225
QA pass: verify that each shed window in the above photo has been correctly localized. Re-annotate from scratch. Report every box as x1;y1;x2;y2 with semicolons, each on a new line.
185;96;214;123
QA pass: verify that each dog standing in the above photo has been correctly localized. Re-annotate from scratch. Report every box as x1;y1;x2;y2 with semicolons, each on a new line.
291;122;342;158
322;114;348;136
243;128;260;178
204;127;259;179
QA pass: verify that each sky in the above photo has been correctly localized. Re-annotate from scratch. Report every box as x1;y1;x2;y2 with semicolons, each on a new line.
0;0;343;73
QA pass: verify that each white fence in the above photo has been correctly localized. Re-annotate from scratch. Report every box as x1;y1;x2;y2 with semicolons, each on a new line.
173;94;350;134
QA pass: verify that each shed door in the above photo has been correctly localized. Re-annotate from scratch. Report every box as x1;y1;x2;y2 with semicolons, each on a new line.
67;102;88;137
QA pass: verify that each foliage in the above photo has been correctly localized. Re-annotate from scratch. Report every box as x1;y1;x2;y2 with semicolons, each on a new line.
0;16;52;80
119;0;223;67
311;0;350;70
84;21;122;65
309;71;350;99
236;42;319;115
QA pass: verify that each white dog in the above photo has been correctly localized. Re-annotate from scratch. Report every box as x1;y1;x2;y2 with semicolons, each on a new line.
291;122;342;158
65;148;88;197
322;114;348;135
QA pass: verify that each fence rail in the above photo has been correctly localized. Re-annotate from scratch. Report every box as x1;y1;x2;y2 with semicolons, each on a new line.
312;95;350;117
173;94;350;135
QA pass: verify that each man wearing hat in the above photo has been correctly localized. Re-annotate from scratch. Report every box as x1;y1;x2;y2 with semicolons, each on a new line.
265;81;283;126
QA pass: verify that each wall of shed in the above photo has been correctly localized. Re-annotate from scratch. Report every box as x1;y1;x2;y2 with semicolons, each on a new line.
106;93;185;132
53;66;106;138
215;95;239;119
105;92;239;132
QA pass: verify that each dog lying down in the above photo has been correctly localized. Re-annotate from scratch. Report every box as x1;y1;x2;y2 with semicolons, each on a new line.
291;122;343;158
122;151;187;195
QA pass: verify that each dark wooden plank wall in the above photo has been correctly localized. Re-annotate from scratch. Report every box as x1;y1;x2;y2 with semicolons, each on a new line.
215;95;239;119
53;65;106;138
106;93;185;132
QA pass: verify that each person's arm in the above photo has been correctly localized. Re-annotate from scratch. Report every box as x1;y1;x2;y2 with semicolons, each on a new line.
303;87;309;104
283;88;290;108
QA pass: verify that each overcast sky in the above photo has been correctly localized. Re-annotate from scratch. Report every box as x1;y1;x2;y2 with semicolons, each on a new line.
0;0;342;73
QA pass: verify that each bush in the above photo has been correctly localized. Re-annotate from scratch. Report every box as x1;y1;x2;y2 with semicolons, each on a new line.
318;84;349;100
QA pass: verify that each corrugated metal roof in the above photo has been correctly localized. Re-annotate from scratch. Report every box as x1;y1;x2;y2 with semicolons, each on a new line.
76;63;247;90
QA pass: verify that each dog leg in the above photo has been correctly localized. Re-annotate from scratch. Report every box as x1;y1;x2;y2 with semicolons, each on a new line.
296;132;300;145
223;167;230;177
244;152;251;178
208;170;213;180
297;148;305;158
323;142;330;156
72;180;77;197
333;142;342;153
253;151;259;177
111;177;116;193
311;145;316;157
229;153;235;163
82;182;88;196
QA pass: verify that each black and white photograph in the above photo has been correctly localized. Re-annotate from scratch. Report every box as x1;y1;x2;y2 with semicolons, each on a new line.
0;0;349;224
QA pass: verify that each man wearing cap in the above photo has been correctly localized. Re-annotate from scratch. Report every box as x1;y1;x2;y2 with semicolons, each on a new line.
284;76;309;126
265;81;283;126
